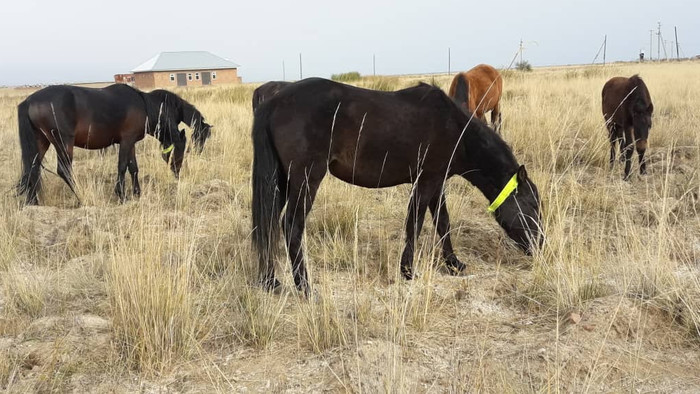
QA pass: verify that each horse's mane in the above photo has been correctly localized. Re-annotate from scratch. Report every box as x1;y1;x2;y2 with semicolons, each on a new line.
628;74;652;106
629;74;644;86
139;89;185;138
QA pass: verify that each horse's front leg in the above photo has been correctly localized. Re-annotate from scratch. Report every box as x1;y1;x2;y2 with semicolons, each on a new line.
127;146;141;197
429;191;465;275
114;142;131;202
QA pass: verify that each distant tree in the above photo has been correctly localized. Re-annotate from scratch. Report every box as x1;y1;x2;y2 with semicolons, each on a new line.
515;61;533;72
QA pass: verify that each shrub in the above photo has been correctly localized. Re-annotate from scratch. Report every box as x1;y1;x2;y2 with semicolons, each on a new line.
515;61;533;72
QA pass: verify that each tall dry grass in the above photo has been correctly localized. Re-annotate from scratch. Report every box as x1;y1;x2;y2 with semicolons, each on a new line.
0;61;698;391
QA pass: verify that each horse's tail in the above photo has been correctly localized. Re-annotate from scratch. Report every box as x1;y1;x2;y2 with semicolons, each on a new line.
252;87;262;112
452;74;470;113
17;100;41;203
251;101;285;289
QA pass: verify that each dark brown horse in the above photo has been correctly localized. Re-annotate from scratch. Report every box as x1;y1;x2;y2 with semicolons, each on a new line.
252;81;291;112
16;84;212;204
448;64;503;133
252;78;543;294
602;75;653;178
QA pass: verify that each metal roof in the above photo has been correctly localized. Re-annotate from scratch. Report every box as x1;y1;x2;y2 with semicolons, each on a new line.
132;51;240;73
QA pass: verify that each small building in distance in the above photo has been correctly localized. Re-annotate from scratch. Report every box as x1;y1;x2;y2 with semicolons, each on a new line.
126;51;241;89
114;73;135;86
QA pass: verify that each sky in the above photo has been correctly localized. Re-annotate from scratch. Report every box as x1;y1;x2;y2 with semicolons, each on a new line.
1;0;698;86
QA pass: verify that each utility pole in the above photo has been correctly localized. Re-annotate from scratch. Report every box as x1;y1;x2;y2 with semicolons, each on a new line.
373;54;376;76
657;22;661;60
519;39;524;64
448;47;451;75
299;53;303;80
675;26;680;59
282;61;286;81
603;35;607;65
649;30;653;61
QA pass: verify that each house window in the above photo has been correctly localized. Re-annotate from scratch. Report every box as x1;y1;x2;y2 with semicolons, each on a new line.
195;72;200;80
187;73;192;81
170;74;175;81
212;71;217;80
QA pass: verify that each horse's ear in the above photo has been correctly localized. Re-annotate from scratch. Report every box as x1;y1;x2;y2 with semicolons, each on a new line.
517;165;528;182
179;129;186;140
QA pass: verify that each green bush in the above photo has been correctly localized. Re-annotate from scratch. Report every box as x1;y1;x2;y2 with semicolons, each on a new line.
515;61;533;72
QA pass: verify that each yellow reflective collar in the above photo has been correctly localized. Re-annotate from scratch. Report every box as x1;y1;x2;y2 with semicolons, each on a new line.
162;144;174;154
487;173;518;213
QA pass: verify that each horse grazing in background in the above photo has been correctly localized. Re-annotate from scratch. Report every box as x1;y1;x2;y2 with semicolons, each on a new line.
16;84;212;205
252;78;543;295
252;81;291;112
448;64;503;133
602;75;653;179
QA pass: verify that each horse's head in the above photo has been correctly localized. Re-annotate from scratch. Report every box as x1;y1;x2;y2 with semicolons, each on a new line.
632;98;653;143
191;120;213;153
630;75;654;143
493;165;543;254
161;128;187;178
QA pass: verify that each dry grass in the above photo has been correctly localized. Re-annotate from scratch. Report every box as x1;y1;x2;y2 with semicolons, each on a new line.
0;61;699;392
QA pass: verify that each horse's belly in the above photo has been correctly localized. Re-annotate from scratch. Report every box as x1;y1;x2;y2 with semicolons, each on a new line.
73;125;117;149
329;157;411;188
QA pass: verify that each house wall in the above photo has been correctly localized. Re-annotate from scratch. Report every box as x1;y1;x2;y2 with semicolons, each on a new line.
134;73;155;89
134;69;240;89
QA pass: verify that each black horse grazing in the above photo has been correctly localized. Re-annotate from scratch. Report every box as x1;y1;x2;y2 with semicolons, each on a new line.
16;84;212;204
252;78;543;294
252;81;291;112
602;75;653;178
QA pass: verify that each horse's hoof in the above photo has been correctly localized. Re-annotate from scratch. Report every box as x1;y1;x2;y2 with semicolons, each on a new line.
401;269;414;280
446;259;466;275
262;278;281;292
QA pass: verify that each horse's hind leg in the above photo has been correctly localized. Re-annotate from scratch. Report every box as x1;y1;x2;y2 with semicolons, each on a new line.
491;104;502;134
282;164;326;295
25;135;51;205
607;124;620;168
428;190;465;275
55;142;79;202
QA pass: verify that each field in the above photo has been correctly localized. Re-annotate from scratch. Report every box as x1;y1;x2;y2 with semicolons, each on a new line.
0;61;699;392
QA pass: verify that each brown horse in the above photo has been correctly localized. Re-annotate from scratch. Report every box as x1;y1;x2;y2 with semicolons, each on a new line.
252;81;291;112
602;75;653;179
252;78;543;295
448;64;503;133
16;84;212;204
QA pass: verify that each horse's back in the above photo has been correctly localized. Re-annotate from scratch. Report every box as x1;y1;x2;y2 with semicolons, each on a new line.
448;64;502;115
601;76;633;119
466;64;503;96
22;84;146;148
260;78;468;187
253;81;291;111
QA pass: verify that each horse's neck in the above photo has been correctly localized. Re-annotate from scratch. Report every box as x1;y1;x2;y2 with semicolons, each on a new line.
460;126;518;202
143;94;169;138
181;102;198;127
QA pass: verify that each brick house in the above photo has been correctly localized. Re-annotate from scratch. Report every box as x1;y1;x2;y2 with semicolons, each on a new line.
128;51;241;89
114;73;135;86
